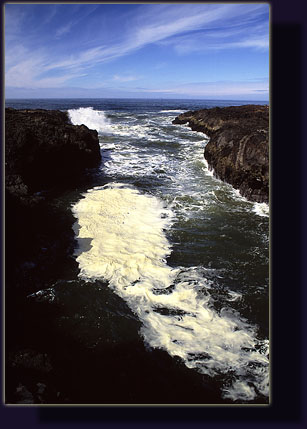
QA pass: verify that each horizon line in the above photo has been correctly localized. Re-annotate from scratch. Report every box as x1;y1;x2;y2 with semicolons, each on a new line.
5;97;269;102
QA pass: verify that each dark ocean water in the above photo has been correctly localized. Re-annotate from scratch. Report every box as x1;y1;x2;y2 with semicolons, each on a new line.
6;98;269;404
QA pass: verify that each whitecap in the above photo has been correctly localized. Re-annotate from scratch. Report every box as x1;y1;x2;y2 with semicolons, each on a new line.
68;107;111;133
159;110;186;113
253;202;270;217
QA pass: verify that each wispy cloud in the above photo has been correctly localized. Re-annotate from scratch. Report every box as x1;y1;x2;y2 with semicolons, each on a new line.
4;5;26;42
157;13;269;54
5;3;269;94
141;79;269;98
168;34;269;55
113;74;140;82
55;21;74;38
54;5;99;39
5;48;86;88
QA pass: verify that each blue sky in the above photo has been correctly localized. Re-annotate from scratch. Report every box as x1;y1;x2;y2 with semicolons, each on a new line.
5;3;269;100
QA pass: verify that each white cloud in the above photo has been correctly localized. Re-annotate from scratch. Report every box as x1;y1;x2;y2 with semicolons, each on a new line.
157;12;269;55
55;22;74;38
5;5;26;42
54;6;100;39
112;74;140;82
6;77;269;99
44;5;266;73
5;3;269;91
171;34;269;55
142;79;269;98
5;48;85;88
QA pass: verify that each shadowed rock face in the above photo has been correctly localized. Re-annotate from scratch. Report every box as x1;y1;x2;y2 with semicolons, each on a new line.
5;108;103;294
173;105;269;203
5;108;102;288
5;108;101;192
5;109;104;403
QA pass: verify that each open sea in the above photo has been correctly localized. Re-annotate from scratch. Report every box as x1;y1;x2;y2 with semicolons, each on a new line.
6;98;269;404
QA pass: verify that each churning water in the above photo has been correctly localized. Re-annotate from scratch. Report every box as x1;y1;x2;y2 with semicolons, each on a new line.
6;98;269;403
68;100;269;403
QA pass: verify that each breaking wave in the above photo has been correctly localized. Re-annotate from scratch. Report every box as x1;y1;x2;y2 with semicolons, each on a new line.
68;106;111;133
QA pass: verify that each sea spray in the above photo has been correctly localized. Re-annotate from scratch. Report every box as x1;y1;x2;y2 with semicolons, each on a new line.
68;107;111;133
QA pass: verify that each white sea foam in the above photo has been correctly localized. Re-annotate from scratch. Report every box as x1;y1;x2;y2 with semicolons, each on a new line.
68;107;165;141
72;183;174;283
219;186;270;218
202;157;215;177
159;110;185;113
72;184;269;402
227;290;242;301
253;202;269;217
68;107;111;133
27;287;56;303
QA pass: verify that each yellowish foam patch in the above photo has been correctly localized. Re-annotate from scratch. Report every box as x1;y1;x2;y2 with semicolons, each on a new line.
72;183;269;401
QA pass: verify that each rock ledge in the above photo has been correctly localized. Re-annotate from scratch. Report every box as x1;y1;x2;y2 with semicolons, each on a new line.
5;108;101;192
173;105;269;203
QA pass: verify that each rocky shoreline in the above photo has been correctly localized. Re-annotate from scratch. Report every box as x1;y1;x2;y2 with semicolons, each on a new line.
5;108;101;192
5;108;102;403
5;106;269;404
173;104;269;203
5;108;102;295
5;108;214;405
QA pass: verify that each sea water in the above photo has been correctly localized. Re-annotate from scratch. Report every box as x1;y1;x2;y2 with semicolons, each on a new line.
6;98;269;403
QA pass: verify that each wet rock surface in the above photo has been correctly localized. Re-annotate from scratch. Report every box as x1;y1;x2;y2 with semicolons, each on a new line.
173;105;269;203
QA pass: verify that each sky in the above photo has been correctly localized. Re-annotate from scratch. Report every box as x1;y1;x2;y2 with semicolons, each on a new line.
5;2;269;100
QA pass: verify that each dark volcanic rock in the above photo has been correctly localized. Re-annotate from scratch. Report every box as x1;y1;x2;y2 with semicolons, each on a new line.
5;108;101;339
9;349;53;373
5;108;102;290
173;105;269;203
5;109;102;404
5;108;101;191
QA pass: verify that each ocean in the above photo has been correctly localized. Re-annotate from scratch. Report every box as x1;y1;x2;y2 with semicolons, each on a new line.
5;98;269;404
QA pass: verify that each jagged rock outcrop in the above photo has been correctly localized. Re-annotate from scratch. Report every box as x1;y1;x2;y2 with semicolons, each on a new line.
5;108;102;285
5;108;103;295
5;108;101;192
173;105;269;203
5;109;102;403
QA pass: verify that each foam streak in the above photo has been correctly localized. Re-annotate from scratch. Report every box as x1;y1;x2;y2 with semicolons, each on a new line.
72;183;269;402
